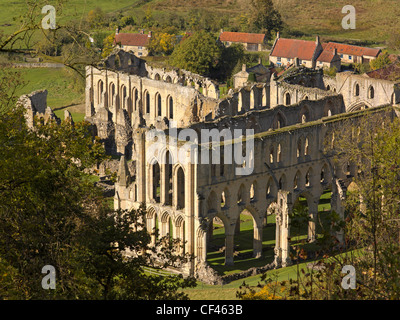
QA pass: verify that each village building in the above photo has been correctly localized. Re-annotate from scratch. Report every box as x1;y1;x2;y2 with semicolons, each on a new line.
269;32;323;69
114;29;152;57
219;30;267;52
322;42;381;64
316;48;342;71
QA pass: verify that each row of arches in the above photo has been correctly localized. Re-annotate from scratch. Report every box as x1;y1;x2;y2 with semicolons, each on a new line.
206;163;332;217
146;207;186;252
96;79;175;120
354;83;375;99
148;151;185;210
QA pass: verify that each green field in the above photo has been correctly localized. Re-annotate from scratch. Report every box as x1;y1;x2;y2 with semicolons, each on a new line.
9;67;85;122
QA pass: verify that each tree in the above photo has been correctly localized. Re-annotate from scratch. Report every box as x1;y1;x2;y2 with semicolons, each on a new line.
250;0;283;40
0;72;196;299
370;50;392;71
169;31;223;76
148;32;178;56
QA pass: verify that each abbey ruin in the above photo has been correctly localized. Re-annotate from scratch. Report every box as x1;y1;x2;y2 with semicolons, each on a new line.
84;48;400;280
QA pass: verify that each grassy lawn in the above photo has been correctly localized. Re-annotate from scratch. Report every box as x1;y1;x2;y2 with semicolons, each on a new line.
9;67;86;122
207;190;333;276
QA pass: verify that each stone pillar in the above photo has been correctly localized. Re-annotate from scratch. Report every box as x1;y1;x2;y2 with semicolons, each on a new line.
308;200;319;243
135;130;146;203
253;224;263;258
276;190;292;268
225;232;235;266
332;180;346;245
184;156;196;274
85;66;95;118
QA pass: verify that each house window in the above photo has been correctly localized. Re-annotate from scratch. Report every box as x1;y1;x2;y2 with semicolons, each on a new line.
138;46;143;50
340;54;344;58
349;55;352;60
277;57;281;62
138;52;143;56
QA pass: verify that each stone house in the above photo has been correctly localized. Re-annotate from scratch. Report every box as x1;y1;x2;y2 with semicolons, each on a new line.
219;30;267;52
322;42;381;64
316;48;342;71
269;32;324;69
114;29;152;57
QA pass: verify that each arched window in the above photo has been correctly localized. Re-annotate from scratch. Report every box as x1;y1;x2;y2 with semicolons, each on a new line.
176;167;185;209
132;88;138;111
326;85;330;91
285;92;291;105
121;85;127;109
277;143;282;163
109;82;115;107
297;138;302;158
98;80;104;104
368;86;375;99
354;83;360;97
168;96;174;119
145;91;150;114
269;147;274;164
152;161;160;203
304;137;309;156
156;93;162;117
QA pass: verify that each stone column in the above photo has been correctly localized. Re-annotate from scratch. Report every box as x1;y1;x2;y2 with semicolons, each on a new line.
253;224;263;258
85;66;95;118
225;232;235;266
332;180;346;245
277;190;292;267
308;200;319;243
135;130;146;203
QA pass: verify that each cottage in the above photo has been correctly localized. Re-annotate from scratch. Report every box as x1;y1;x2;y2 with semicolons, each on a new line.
322;42;381;64
114;29;152;57
269;33;323;69
219;30;267;52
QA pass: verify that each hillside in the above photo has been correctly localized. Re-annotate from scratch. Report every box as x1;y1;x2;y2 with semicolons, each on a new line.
147;0;399;45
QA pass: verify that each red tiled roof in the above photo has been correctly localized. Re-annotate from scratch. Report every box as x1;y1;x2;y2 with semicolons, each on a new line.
219;32;266;44
324;42;381;58
270;38;317;61
114;33;150;47
317;48;339;63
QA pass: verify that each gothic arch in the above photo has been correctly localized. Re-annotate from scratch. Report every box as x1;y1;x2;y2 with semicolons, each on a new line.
273;111;286;129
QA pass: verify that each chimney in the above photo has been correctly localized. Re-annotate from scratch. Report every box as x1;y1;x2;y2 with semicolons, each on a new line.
242;64;247;72
116;27;119;35
334;48;337;56
258;57;262;65
140;29;144;34
148;31;152;38
276;31;280;39
316;35;320;45
220;29;224;34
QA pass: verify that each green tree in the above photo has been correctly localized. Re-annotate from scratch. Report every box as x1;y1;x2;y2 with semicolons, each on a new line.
250;0;283;40
370;50;392;71
169;31;223;76
0;72;196;299
148;32;178;56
